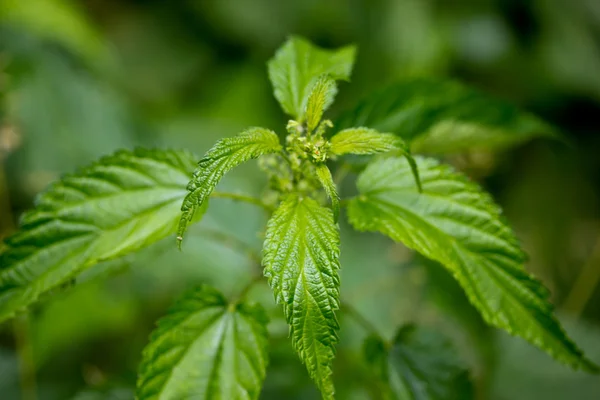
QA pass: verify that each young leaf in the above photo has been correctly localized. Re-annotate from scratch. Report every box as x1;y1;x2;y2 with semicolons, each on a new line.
335;77;558;154
306;75;338;133
364;325;473;400
268;36;356;121
348;156;598;372
329;128;422;192
178;127;281;243
0;149;204;323
262;195;341;398
315;164;340;222
136;285;269;400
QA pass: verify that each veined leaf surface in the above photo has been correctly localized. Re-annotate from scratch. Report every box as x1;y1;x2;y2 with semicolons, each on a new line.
262;195;341;398
268;36;356;121
0;148;203;322
348;156;597;372
136;285;269;400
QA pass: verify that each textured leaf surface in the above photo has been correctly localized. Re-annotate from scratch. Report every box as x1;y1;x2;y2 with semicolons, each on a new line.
329;127;407;156
329;128;422;192
268;36;356;120
315;164;340;222
364;325;473;400
136;285;269;400
0;148;201;322
335;77;557;154
262;195;341;398
178;127;281;242
306;75;337;133
348;156;597;372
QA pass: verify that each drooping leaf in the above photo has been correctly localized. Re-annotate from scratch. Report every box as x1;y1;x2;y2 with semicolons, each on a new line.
329;128;422;192
348;156;597;372
178;127;281;243
364;325;473;400
0;148;205;323
268;36;356;121
335;77;558;154
315;164;340;222
262;195;341;398
306;75;338;133
136;285;269;400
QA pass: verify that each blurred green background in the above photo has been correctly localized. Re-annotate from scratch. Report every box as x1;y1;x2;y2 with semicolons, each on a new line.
1;0;600;399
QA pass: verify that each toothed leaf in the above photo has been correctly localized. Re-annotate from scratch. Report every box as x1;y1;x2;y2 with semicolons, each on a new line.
330;128;422;192
306;75;338;133
348;156;597;372
136;285;269;400
262;195;341;398
178;127;281;242
268;36;356;120
315;164;340;222
0;148;203;322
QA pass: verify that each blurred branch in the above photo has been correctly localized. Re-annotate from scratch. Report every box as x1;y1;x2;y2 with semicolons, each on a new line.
14;314;37;400
562;234;600;317
341;301;386;344
211;191;274;212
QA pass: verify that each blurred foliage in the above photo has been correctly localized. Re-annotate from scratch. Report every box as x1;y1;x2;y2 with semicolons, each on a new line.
1;0;599;399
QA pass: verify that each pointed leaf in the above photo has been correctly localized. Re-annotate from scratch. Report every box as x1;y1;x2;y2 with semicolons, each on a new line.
178;127;281;243
330;128;422;192
348;156;597;372
306;75;338;133
136;285;269;400
315;164;340;222
268;36;356;120
262;195;341;398
364;325;473;400
335;77;558;154
0;149;203;322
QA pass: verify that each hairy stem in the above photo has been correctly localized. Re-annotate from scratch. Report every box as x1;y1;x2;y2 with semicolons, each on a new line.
14;314;37;400
211;191;274;213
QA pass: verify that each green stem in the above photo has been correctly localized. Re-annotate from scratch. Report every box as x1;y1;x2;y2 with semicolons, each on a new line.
333;163;351;186
14;314;37;400
197;229;265;304
341;301;384;342
563;234;600;317
197;228;262;264
211;191;274;213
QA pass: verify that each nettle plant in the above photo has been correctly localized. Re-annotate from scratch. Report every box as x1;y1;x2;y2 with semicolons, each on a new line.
0;36;597;399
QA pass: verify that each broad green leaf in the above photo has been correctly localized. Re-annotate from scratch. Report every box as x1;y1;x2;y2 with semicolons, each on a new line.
0;148;204;323
364;325;473;400
178;127;281;243
306;75;337;133
329;128;422;192
262;195;341;398
315;164;340;222
335;77;558;154
136;285;269;400
348;156;597;372
268;36;356;121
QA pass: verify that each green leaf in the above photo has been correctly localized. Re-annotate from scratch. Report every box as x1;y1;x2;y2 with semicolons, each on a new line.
329;128;422;192
364;325;473;400
262;195;341;398
306;75;338;133
0;148;203;323
178;127;281;243
348;156;598;372
315;164;340;222
268;36;356;121
335;77;558;154
136;285;269;400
